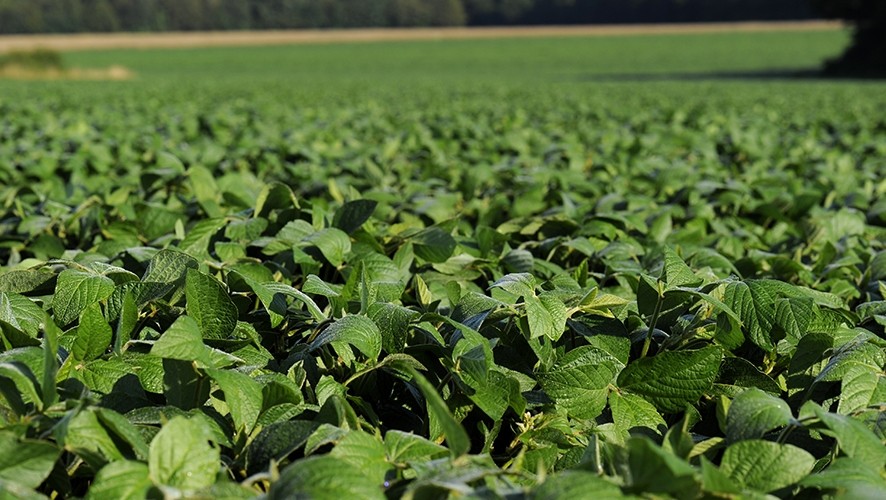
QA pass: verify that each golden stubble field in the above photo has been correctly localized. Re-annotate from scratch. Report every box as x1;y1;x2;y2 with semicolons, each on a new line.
0;21;843;53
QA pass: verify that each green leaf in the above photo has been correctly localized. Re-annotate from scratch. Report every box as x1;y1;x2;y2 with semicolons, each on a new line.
609;391;666;442
148;416;219;491
411;227;456;263
151;316;238;368
304;228;351;267
142;249;199;288
720;440;815;493
188;165;223;218
205;368;262;434
333;199;377;234
799;457;886;496
726;388;793;442
700;457;742;496
254;182;297;217
774;297;815;348
329;431;389;484
52;270;115;326
384;430;447;466
185;269;237;340
239;276;326;326
625;436;700;498
311;315;382;362
0;292;44;338
368;302;417;354
179;218;225;258
724;280;778;351
539;346;622;420
268;455;385;500
837;366;882;415
805;402;886;469
72;302;112;362
531;471;623;499
245;420;316;474
61;408;129;468
0;431;59;489
0;268;55;294
661;247;702;289
618;346;722;413
490;272;536;298
527;294;568;341
86;461;153;500
408;367;470;457
0;362;42;412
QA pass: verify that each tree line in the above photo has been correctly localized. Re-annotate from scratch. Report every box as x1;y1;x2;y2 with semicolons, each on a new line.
0;0;818;34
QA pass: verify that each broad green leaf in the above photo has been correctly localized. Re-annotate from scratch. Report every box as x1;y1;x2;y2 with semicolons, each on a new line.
52;270;115;326
804;402;886;469
527;294;567;341
188;165;222;218
774;297;815;348
0;361;42;412
304;228;351;267
0;268;55;294
609;391;666;442
86;461;153;500
333;199;377;234
148;416;219;491
539;346;622;420
411;227;456;263
206;368;263;433
142;249;199;287
329;431;389;484
531;470;623;499
726;388;793;442
268;455;384;500
490;273;536;298
254;181;297;217
0;292;43;338
254;280;326;322
384;430;447;466
618;346;722;413
72;302;112;362
311;315;382;362
724;280;777;351
838;366;882;415
661;247;702;289
720;440;815;493
151;316;238;368
799;457;886;496
0;431;59;489
368;302;417;353
700;457;742;496
61;408;129;468
245;420;316;474
185;269;237;340
625;436;700;498
408;368;470;457
179;218;225;258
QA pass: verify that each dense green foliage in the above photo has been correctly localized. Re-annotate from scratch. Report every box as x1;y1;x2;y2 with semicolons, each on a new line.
0;31;885;498
0;0;817;34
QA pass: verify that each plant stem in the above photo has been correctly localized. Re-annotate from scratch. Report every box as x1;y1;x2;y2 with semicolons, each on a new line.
640;292;664;358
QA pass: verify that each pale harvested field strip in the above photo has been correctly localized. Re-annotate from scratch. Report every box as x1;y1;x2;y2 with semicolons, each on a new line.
0;21;845;53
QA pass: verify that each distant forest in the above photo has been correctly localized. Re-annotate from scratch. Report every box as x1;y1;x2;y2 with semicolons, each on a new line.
0;0;818;34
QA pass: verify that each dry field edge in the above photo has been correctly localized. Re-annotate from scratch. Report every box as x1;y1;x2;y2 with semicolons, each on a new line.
0;21;844;53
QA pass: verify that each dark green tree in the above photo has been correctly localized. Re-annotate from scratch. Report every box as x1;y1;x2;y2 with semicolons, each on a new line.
810;0;886;76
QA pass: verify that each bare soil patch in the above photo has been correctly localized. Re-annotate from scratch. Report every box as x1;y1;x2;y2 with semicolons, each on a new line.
0;21;844;53
0;64;133;80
